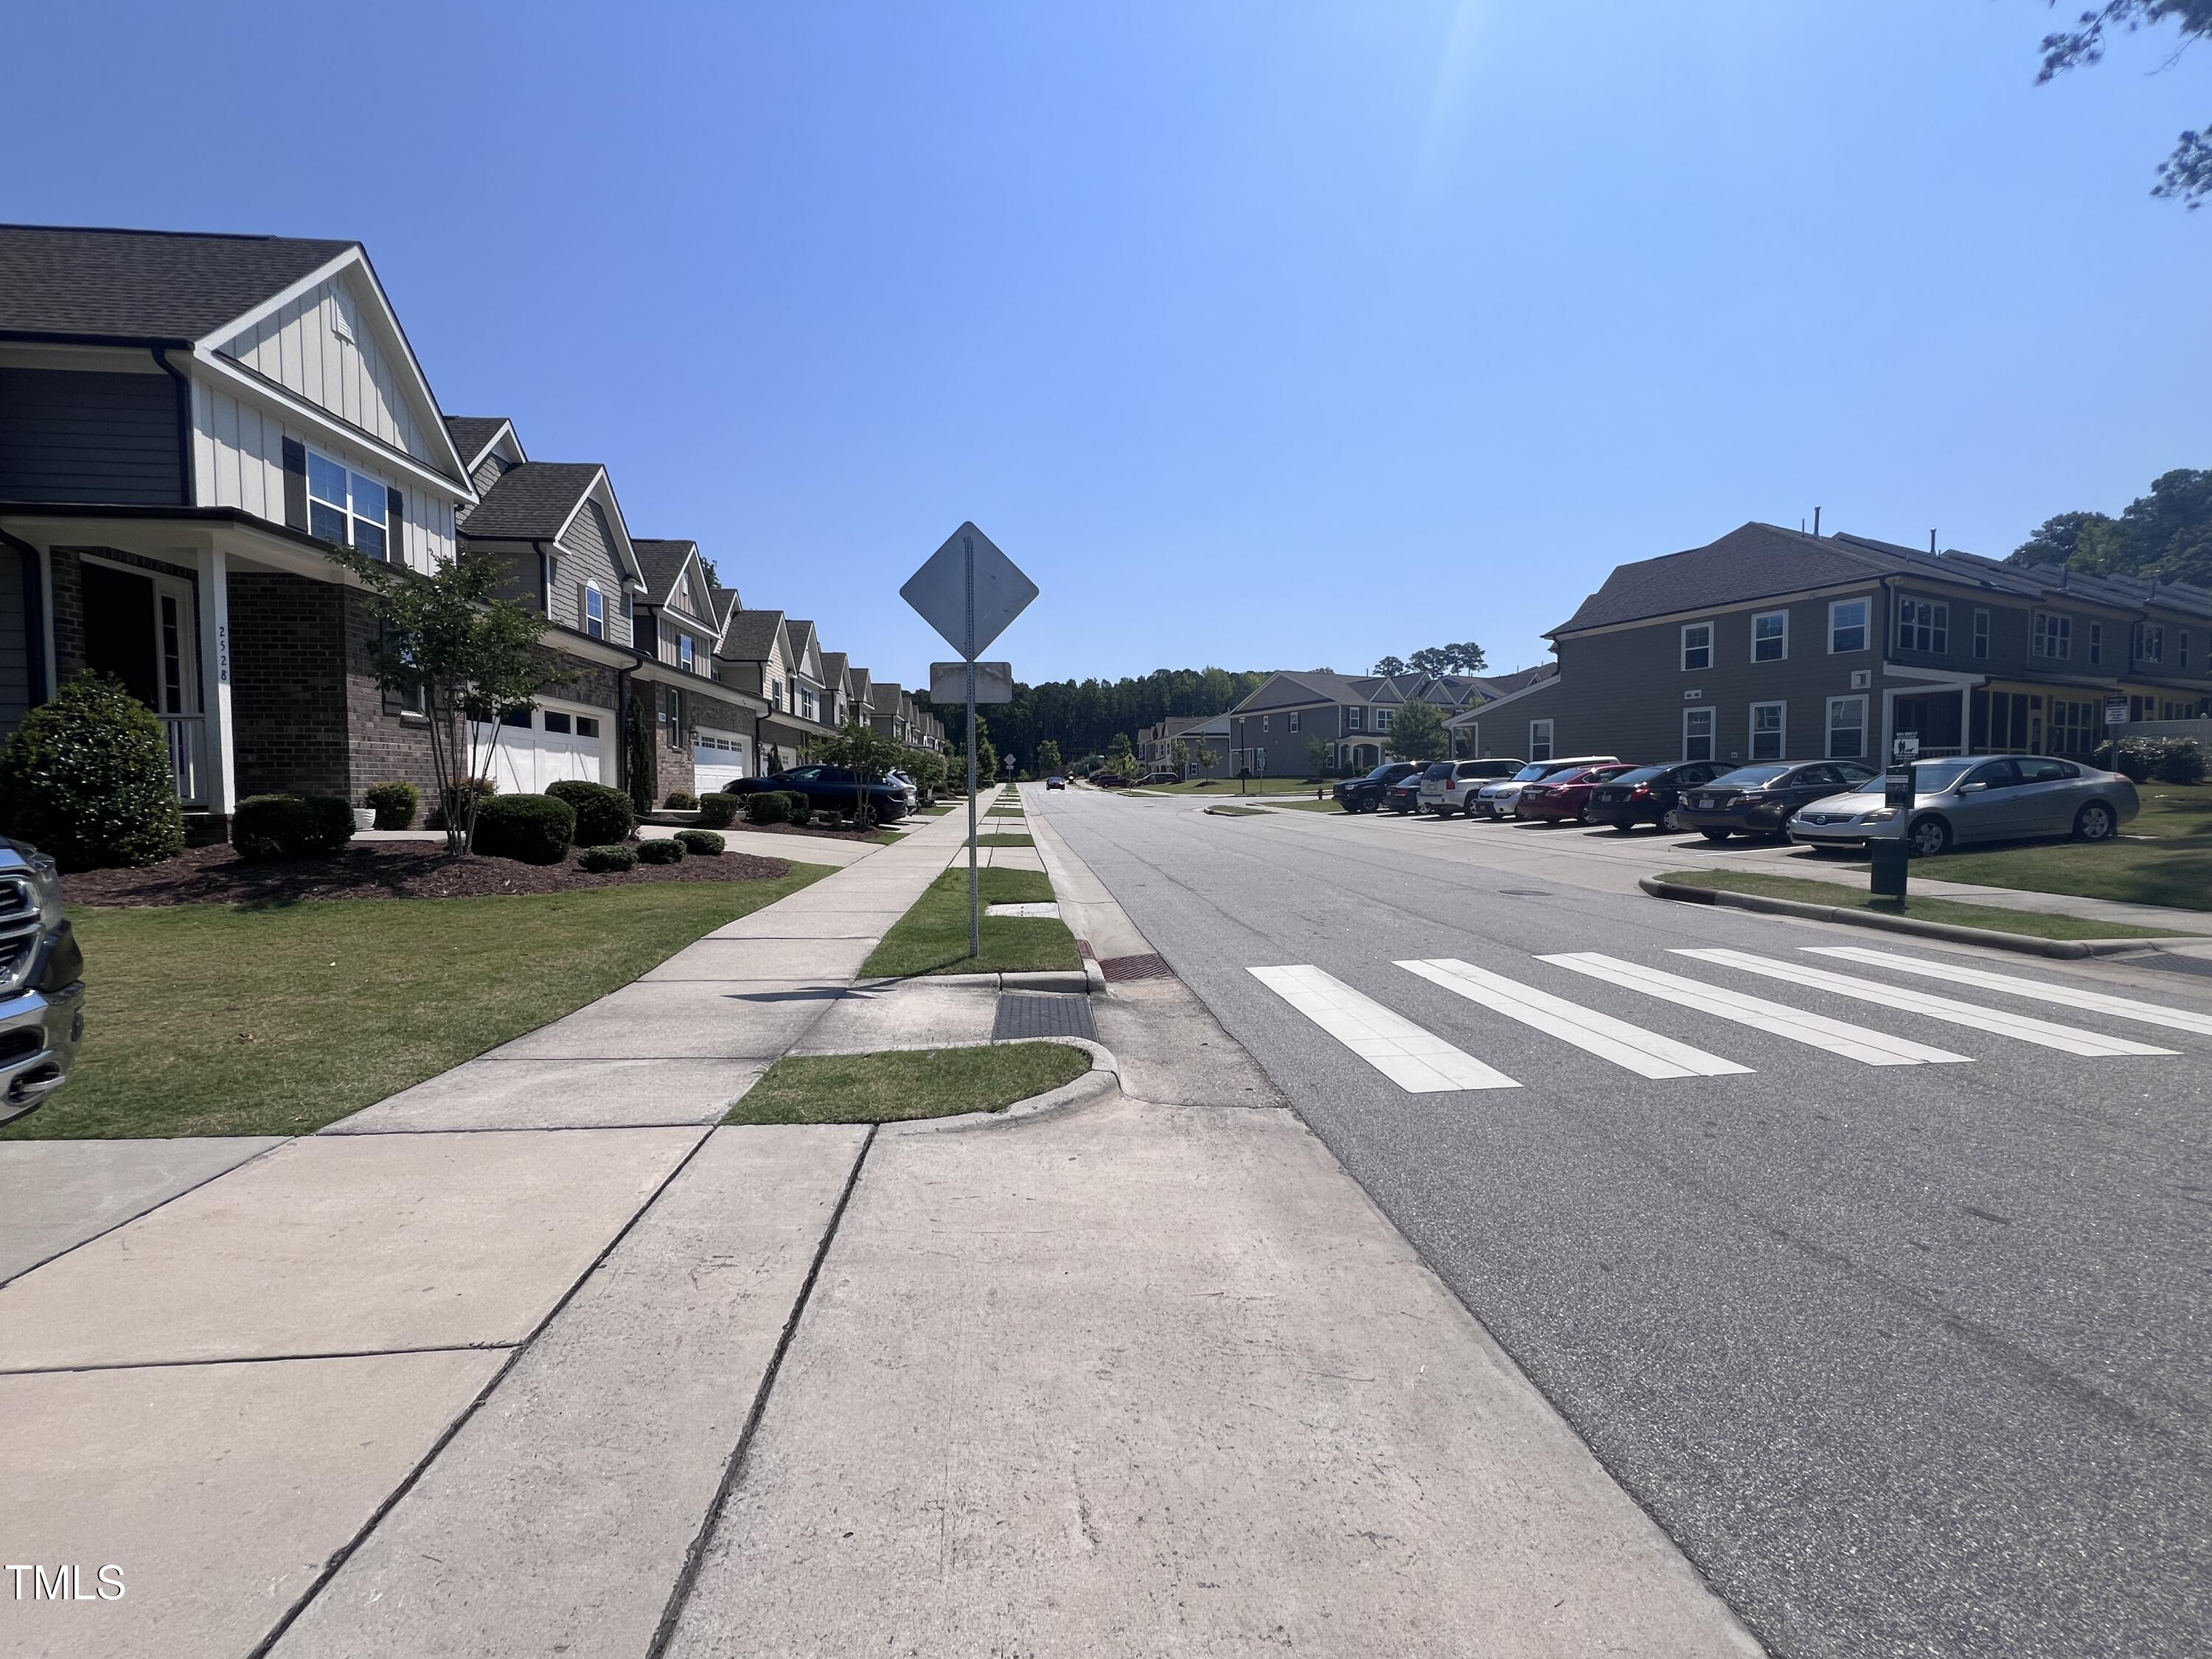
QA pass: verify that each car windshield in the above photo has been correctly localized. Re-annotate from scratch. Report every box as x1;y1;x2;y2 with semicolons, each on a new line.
1422;762;1453;779
1713;764;1792;787
1908;758;1981;791
1511;764;1548;781
1364;765;1399;781
1612;766;1669;785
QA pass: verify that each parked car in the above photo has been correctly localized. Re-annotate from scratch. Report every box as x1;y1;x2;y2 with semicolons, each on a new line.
1385;771;1429;813
1675;760;1877;841
0;839;86;1128
1332;761;1425;813
1471;756;1621;820
1046;775;1065;790
1585;761;1732;832
1135;770;1180;785
1517;763;1639;824
729;765;914;821
1091;773;1131;788
1790;755;2138;856
1418;759;1525;817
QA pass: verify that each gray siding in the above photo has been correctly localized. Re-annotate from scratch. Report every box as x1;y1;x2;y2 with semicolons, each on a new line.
0;543;28;734
0;368;182;504
468;449;513;498
552;498;631;645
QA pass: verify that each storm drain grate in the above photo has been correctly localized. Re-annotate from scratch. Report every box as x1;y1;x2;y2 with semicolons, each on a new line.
993;992;1097;1042
1099;952;1175;982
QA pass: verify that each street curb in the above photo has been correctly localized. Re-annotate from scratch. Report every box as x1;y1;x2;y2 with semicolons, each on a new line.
905;970;1091;993
1637;875;2191;959
886;1038;1121;1136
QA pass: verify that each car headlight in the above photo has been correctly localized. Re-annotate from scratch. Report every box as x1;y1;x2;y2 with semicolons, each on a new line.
27;853;64;930
1863;808;1896;823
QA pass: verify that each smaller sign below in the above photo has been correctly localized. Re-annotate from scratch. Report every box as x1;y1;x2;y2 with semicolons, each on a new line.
1891;731;1920;765
930;660;1012;704
2106;696;2130;728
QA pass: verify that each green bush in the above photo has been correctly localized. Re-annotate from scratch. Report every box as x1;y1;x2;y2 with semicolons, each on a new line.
742;791;788;826
578;843;637;872
0;672;184;870
697;792;740;829
2151;739;2207;786
779;791;812;823
473;793;575;864
675;828;724;855
232;794;356;861
428;776;498;830
546;779;635;845
636;836;685;864
664;790;698;810
364;780;419;830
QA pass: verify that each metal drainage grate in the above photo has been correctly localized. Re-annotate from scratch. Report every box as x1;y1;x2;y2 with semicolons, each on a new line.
993;992;1097;1042
1099;952;1175;982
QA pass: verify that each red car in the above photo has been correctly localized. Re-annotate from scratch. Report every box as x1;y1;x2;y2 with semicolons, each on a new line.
1517;763;1638;824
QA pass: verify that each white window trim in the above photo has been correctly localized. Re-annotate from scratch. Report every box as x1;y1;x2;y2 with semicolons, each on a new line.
307;447;392;559
584;581;605;640
2088;622;2103;666
1345;706;1363;731
1828;597;1870;654
1749;700;1786;762
1972;608;1990;661
1287;709;1301;733
2032;610;2072;661
1374;708;1393;730
1894;596;1950;655
1750;610;1788;664
1528;719;1554;762
1680;620;1714;672
1683;705;1717;762
1825;695;1868;760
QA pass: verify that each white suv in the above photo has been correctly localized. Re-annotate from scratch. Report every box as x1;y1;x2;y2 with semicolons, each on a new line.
1417;759;1524;818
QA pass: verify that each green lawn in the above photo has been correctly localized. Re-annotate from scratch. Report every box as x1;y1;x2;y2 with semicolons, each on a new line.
10;869;833;1140
860;867;1082;977
917;804;958;817
1144;777;1329;797
970;832;1034;848
1659;868;2185;942
1275;797;1353;813
1879;784;2212;912
723;1042;1090;1124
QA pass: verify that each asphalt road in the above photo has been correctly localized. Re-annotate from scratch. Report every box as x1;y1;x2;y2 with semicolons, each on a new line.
1034;786;2211;1659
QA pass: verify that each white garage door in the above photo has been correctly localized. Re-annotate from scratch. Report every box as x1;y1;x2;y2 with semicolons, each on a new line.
693;728;751;793
474;702;613;795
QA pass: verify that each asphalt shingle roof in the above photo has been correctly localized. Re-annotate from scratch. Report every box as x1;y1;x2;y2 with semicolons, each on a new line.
1550;523;1882;635
720;609;785;661
443;417;511;469
458;463;604;540
630;539;695;602
0;224;355;340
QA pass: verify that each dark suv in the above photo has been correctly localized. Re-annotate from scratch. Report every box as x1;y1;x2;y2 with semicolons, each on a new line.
1332;761;1425;813
731;765;914;821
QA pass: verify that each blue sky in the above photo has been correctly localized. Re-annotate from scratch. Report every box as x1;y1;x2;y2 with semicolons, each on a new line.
7;2;2205;687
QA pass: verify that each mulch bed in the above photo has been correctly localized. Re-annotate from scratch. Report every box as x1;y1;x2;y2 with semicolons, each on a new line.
63;841;796;909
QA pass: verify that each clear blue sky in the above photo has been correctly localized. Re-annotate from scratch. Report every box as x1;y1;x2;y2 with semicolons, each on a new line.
7;2;2205;687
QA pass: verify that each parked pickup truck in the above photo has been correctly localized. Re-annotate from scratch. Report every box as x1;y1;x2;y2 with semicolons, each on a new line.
0;839;85;1128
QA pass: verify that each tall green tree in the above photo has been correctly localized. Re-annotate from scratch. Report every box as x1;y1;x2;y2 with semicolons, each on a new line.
2036;1;2212;207
1035;738;1062;776
2011;467;2212;585
1408;641;1489;675
1384;698;1449;763
1371;655;1409;676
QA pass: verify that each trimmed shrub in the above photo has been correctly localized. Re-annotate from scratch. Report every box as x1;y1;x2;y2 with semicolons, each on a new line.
675;829;724;855
364;780;419;830
810;809;842;828
579;843;638;872
473;793;575;864
232;794;357;861
2151;739;2208;787
777;791;811;823
428;776;498;831
697;792;740;829
637;836;685;864
664;790;699;810
546;779;635;846
742;790;788;826
0;672;185;871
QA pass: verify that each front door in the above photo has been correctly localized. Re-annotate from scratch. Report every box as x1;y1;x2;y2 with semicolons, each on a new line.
81;560;198;718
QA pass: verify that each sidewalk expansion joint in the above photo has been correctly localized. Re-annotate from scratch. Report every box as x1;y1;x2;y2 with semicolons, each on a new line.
244;1123;720;1659
645;1122;878;1659
0;1340;516;1379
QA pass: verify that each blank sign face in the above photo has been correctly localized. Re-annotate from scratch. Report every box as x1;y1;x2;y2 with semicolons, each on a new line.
902;521;1037;656
930;661;1012;703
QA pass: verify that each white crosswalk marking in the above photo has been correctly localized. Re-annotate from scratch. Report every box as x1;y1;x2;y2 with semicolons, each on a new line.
1806;945;2212;1040
1397;958;1751;1080
1673;949;2177;1058
1248;964;1518;1092
1539;952;1971;1065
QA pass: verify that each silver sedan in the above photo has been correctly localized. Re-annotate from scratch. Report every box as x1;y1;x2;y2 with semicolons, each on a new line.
1787;755;2139;857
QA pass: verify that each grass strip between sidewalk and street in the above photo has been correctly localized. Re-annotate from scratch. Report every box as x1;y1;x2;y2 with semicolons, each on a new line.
723;1042;1091;1124
7;866;835;1140
1206;805;1268;817
1274;797;1354;812
860;866;1081;977
1658;869;2186;942
970;833;1034;848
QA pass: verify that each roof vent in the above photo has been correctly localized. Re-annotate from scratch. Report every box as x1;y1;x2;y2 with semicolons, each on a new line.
329;303;355;345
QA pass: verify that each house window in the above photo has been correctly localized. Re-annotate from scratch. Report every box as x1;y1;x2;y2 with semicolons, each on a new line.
2135;622;2164;663
2089;622;2102;666
543;711;572;734
1345;707;1363;731
678;633;695;672
1683;707;1715;762
1750;701;1784;762
1826;695;1867;759
1751;611;1787;663
1287;710;1301;733
1528;719;1554;762
584;584;605;639
1681;622;1714;671
1374;709;1392;731
576;715;600;739
1895;597;1948;654
1261;714;1270;734
1972;609;1989;661
1829;597;1868;653
307;450;390;558
771;678;782;706
2032;611;2070;661
663;686;683;750
499;706;532;729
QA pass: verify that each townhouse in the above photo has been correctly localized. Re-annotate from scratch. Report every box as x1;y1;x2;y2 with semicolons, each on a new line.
1222;667;1549;776
1466;521;2212;771
0;223;942;829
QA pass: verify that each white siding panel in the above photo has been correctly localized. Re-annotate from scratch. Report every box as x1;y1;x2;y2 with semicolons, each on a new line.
212;389;242;507
189;381;215;508
237;403;265;518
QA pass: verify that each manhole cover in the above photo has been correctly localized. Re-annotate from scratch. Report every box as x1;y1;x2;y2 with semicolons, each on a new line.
992;992;1097;1042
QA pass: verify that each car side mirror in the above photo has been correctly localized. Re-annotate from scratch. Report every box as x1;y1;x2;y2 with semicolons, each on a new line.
1958;781;1986;793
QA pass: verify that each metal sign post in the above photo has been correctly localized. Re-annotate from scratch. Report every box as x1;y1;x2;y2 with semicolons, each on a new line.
902;521;1037;960
1871;731;1918;902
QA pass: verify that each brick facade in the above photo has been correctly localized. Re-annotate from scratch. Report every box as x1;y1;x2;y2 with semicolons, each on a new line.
229;572;353;796
341;587;439;801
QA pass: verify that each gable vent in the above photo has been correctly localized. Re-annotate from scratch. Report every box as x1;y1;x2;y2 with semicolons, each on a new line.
330;303;355;345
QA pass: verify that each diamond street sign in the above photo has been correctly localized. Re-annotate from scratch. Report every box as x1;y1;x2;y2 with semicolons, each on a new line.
901;521;1036;659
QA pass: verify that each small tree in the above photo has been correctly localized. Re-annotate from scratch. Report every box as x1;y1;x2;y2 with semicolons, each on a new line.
623;692;658;815
955;717;998;794
336;546;552;855
1036;738;1063;776
1385;698;1448;763
815;717;903;827
1304;737;1332;779
1196;744;1220;774
1169;738;1191;779
1105;732;1136;775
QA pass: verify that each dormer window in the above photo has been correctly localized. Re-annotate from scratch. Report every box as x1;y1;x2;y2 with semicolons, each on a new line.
307;450;392;560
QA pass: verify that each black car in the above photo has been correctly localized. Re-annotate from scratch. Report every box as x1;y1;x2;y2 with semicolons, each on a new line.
1585;760;1732;832
1332;761;1425;813
1674;760;1878;841
1385;771;1427;813
731;765;914;821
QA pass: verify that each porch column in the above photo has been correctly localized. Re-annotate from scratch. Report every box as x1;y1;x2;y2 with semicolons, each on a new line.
195;544;238;816
1961;682;1973;756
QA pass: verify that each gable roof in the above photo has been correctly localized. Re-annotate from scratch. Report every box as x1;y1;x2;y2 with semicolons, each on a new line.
782;619;820;676
0;224;356;340
631;538;698;605
720;608;786;663
869;683;904;713
818;650;849;692
459;462;606;541
1550;523;1885;636
444;416;514;472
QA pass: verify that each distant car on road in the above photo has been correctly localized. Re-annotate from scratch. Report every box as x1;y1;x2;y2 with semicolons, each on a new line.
729;765;914;821
1517;763;1638;824
1470;756;1620;820
1091;772;1131;788
1790;755;2138;856
1418;759;1524;817
1332;761;1425;813
1585;761;1731;832
1135;770;1180;785
1046;775;1065;790
1676;760;1877;841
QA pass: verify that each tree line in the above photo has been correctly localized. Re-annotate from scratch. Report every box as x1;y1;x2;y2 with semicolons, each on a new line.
2011;467;2212;588
923;666;1269;769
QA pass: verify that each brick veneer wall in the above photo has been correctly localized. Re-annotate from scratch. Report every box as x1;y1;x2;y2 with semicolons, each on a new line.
46;549;86;679
228;572;352;796
343;590;438;802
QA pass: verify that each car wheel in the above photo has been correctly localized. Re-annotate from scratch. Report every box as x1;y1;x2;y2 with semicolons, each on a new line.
2074;801;2117;843
1700;829;1731;843
1660;809;1683;833
1907;815;1952;857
